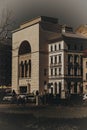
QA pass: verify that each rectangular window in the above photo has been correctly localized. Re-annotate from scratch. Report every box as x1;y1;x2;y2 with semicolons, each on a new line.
68;55;73;63
50;45;53;52
68;44;70;50
59;44;61;50
55;68;57;76
55;56;57;64
59;55;61;63
68;68;70;75
50;56;53;64
59;68;61;75
51;69;53;76
55;45;57;51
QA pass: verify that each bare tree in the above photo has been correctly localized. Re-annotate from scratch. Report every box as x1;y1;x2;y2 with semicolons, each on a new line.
0;8;15;44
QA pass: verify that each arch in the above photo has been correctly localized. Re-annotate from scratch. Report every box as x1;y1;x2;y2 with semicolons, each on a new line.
18;40;31;55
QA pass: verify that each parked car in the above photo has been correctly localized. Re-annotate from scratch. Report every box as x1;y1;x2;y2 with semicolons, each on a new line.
83;93;87;101
17;94;27;104
26;94;36;103
2;93;13;103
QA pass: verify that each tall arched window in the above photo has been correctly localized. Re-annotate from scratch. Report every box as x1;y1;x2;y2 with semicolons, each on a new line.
19;41;31;78
18;41;31;55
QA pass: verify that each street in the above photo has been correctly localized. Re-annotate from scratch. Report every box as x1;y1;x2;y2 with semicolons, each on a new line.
0;104;87;129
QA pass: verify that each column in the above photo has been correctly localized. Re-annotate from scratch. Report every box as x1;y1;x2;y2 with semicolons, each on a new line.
57;55;58;64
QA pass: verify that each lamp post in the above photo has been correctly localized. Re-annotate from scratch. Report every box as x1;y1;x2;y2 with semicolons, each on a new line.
26;79;30;94
36;90;39;106
51;84;53;94
44;84;48;105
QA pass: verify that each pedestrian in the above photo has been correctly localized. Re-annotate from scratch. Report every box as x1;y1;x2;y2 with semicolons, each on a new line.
12;90;17;104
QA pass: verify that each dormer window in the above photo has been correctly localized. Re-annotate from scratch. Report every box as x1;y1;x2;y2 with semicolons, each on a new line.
55;45;57;51
59;44;61;50
51;45;53;52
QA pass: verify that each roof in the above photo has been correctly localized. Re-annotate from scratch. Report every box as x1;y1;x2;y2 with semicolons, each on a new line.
12;16;73;34
48;32;87;44
12;16;58;33
62;32;87;39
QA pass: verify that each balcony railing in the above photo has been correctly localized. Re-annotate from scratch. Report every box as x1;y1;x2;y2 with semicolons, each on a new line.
50;62;62;67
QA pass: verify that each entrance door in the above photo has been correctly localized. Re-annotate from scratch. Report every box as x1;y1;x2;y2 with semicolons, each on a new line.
59;82;61;98
74;83;77;93
20;86;27;93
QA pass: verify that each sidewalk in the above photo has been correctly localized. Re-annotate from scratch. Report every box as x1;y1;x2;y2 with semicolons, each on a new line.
0;103;87;119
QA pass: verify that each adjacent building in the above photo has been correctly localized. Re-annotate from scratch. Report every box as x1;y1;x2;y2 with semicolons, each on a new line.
12;16;87;98
83;50;87;93
48;33;86;98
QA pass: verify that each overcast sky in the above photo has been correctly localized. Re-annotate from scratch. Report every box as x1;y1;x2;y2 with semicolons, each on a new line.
0;0;87;29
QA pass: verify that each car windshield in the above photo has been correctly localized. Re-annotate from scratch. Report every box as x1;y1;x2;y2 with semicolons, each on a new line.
6;94;12;96
28;96;34;97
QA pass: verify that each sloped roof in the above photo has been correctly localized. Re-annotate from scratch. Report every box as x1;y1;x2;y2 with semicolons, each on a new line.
48;32;87;44
62;32;87;39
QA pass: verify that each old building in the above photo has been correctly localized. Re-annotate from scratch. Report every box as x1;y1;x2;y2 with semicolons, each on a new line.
12;16;52;94
12;16;87;98
48;33;87;98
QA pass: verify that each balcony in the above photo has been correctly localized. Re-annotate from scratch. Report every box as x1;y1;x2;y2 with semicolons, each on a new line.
50;62;62;67
49;74;63;79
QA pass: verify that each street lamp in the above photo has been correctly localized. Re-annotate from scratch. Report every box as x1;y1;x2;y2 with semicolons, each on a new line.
44;84;47;93
51;84;53;94
44;84;48;105
36;90;39;106
26;79;30;94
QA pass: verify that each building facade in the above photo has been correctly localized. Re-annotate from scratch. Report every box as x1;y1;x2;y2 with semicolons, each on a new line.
48;35;86;98
12;16;87;98
83;50;87;94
